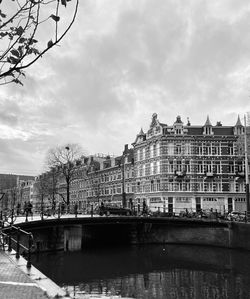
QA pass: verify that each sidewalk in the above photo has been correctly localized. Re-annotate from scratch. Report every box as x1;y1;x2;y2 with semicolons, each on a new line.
0;249;69;299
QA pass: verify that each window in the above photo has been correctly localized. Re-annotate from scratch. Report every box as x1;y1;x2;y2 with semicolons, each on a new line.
150;162;154;175
237;182;245;193
168;160;174;173
156;180;160;191
214;161;221;174
205;182;213;192
197;143;202;156
153;161;157;174
156;160;160;174
197;181;204;192
142;164;146;176
156;143;160;156
176;160;182;171
237;161;244;173
139;165;143;177
197;161;203;173
168;143;174;155
228;143;234;155
168;179;174;191
184;143;191;155
175;144;182;155
185;160;190;173
228;161;234;174
150;144;154;158
229;180;235;192
205;161;212;173
142;148;146;160
150;180;155;192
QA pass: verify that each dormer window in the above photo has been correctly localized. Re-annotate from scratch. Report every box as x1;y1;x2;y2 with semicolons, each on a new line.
234;115;244;135
173;115;184;135
203;115;213;135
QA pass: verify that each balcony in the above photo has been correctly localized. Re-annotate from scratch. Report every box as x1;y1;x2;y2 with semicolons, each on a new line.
174;170;186;178
235;172;245;180
204;172;216;180
205;172;214;177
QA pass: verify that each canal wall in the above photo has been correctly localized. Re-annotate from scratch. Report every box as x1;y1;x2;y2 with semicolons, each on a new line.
17;217;250;252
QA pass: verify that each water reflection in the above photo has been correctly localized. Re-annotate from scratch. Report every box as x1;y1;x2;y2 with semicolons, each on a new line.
31;244;250;299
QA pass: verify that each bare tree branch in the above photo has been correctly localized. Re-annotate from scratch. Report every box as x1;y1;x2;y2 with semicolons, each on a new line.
0;0;79;85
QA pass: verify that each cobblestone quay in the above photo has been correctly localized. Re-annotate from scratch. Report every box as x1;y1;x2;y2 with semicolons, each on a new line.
0;249;69;299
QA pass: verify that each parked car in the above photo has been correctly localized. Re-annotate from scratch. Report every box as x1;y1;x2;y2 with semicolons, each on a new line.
226;211;246;222
99;205;133;216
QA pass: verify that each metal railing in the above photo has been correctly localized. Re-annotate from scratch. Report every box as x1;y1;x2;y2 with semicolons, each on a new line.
1;203;250;224
0;222;34;268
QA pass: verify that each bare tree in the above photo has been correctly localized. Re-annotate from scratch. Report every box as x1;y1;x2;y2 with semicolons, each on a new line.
46;143;84;210
0;0;79;85
34;173;49;213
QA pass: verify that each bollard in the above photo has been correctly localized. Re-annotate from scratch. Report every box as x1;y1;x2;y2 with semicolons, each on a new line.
36;241;40;254
8;235;12;252
25;209;28;222
41;205;44;221
16;228;20;259
91;205;93;217
58;204;61;219
74;205;78;218
26;233;32;268
11;209;14;225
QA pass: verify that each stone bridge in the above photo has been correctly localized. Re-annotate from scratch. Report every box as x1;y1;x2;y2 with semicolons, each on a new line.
15;216;250;252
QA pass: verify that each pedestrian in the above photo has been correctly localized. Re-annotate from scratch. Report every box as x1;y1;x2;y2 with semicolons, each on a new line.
23;201;28;216
74;203;78;217
61;202;65;214
16;202;21;216
143;199;147;215
28;201;33;218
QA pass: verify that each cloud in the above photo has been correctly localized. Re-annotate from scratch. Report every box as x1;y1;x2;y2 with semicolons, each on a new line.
1;0;250;174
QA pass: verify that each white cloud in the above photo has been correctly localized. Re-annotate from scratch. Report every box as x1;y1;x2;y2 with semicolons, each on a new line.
1;0;250;174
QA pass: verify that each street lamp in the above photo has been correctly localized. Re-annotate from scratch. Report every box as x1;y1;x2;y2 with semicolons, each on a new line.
118;158;126;208
244;115;250;213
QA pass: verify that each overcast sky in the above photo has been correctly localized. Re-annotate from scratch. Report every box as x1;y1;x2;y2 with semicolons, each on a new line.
1;0;250;175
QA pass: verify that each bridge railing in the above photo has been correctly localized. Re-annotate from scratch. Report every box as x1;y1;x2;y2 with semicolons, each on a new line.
1;203;249;224
0;222;34;268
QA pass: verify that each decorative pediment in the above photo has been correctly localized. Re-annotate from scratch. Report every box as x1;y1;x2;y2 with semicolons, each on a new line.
147;113;163;138
133;128;146;145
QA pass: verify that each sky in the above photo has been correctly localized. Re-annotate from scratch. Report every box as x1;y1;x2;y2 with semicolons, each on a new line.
1;0;250;175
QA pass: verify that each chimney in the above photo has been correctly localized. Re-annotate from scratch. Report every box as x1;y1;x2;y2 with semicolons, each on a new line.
123;144;129;155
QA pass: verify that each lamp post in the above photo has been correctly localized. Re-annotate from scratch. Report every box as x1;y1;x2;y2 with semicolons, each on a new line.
244;115;250;213
119;159;126;208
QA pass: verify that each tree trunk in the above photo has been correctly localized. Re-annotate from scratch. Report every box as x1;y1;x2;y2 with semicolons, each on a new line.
66;180;70;213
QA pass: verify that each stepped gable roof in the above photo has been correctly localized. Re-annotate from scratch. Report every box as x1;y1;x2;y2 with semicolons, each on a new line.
204;115;212;126
235;115;243;127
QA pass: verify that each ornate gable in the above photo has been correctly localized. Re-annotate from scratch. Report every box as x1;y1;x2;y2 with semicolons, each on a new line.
147;113;163;138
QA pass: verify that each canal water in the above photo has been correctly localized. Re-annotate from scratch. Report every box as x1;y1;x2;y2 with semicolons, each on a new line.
31;244;250;299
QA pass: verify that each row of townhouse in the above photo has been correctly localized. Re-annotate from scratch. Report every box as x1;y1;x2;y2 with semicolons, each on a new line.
0;176;35;212
70;147;135;212
1;113;249;215
64;113;250;215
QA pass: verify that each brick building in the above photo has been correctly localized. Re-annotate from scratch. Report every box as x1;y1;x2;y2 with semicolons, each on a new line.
132;113;249;214
84;146;135;211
